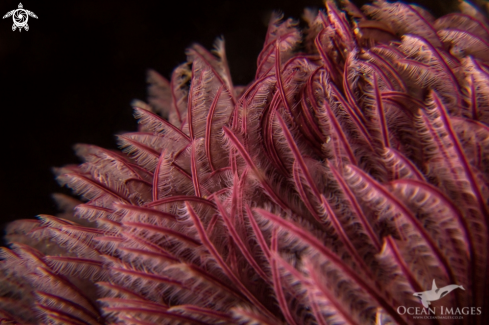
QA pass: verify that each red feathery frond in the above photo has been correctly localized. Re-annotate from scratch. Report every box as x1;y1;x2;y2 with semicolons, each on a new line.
2;1;489;324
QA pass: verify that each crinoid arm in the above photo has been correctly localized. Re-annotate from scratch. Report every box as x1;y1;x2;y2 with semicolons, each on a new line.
1;0;489;324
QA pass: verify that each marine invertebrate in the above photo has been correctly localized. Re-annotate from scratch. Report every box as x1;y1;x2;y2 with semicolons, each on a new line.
1;0;489;323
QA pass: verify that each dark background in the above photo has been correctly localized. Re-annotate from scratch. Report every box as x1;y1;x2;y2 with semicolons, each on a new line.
0;0;459;238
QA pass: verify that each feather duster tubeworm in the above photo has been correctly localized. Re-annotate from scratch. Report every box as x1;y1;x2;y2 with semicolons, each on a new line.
1;0;489;324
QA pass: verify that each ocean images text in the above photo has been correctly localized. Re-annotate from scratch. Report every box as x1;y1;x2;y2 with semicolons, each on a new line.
397;306;482;316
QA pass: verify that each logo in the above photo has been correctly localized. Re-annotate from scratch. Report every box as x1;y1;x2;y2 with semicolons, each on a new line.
397;279;482;320
413;279;465;308
3;3;37;32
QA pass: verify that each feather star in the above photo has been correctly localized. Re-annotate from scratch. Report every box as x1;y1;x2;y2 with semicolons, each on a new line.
1;0;489;324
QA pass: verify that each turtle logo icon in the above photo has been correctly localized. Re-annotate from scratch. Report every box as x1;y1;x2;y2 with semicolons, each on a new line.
3;3;37;32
